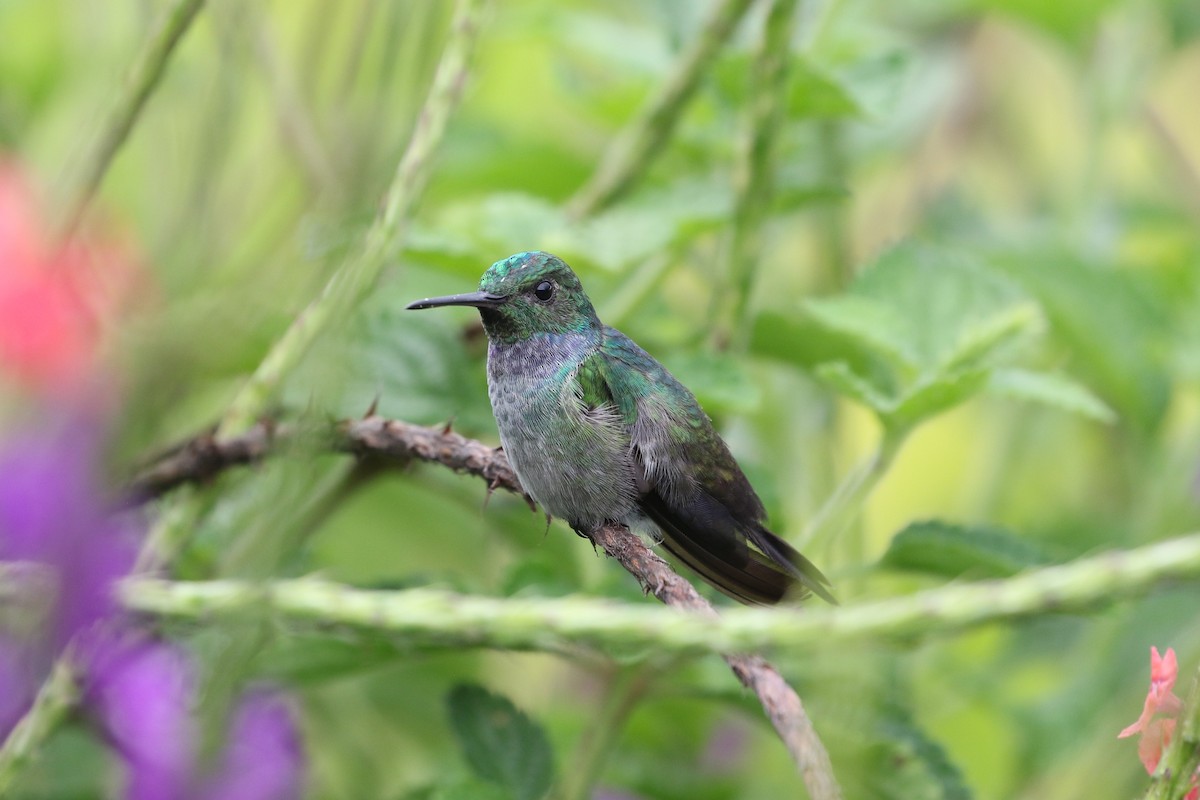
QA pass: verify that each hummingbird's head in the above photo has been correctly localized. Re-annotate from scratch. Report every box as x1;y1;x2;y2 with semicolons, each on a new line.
406;251;601;344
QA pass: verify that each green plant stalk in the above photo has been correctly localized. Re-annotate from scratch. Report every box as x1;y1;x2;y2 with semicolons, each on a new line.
725;0;799;348
0;659;77;795
60;0;207;235
599;252;673;329
1144;660;1200;799
117;530;1200;655
557;663;659;800
216;0;486;440
135;487;203;572
240;2;342;199
798;424;908;550
566;0;755;219
137;0;486;570
816;119;851;291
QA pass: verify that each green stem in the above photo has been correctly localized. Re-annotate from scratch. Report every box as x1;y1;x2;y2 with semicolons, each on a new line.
59;0;207;235
557;664;659;800
134;487;210;573
216;0;487;439
816;119;851;292
116;530;1200;653
725;0;800;349
0;659;78;795
565;0;755;219
241;3;342;199
600;253;673;329
798;425;908;550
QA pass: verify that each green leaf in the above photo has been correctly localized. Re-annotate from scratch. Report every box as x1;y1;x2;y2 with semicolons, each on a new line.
572;184;729;272
432;193;569;267
716;51;863;118
788;57;865;119
426;182;732;276
880;520;1046;579
663;351;762;414
987;368;1116;423
306;292;492;430
988;247;1170;433
405;226;493;279
868;705;973;800
885;369;989;433
938;302;1041;373
501;549;582;598
797;242;1038;380
763;242;1041;430
802;294;920;373
815;361;896;414
847;243;1034;370
446;684;555;800
260;637;407;683
749;309;880;378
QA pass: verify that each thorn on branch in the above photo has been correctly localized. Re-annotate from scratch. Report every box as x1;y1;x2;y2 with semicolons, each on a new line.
364;394;380;419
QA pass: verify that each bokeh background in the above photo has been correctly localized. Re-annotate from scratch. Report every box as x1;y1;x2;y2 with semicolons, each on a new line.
2;0;1200;797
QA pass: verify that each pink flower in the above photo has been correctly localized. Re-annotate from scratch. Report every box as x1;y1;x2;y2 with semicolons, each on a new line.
0;162;146;395
1119;647;1182;740
1119;646;1191;781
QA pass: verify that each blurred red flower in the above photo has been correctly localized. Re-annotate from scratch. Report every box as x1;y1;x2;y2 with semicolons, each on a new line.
0;162;144;393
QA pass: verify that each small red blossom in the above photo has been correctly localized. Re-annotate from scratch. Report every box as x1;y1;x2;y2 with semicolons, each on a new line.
1120;646;1190;777
1120;647;1183;741
0;162;145;394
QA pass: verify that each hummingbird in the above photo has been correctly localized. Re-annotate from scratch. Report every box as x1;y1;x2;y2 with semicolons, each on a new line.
406;251;834;605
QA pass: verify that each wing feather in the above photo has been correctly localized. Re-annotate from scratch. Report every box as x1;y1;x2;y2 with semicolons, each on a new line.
576;329;835;605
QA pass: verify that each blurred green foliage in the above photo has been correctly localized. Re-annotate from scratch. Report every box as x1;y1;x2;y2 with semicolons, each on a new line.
4;0;1200;797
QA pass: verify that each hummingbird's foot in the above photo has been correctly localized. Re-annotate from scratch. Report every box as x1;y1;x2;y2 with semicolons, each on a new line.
569;522;600;554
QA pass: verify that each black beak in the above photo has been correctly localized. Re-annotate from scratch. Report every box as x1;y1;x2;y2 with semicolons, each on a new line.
405;291;506;311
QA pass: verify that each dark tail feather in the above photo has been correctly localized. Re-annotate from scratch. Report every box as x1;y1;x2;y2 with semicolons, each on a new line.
747;525;838;605
639;490;830;605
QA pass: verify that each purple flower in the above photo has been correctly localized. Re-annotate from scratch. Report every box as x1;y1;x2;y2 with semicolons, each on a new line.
85;636;304;800
0;420;137;654
0;417;305;799
194;689;305;800
86;636;197;800
0;418;135;733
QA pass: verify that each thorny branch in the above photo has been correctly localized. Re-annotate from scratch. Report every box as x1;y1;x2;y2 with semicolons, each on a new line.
127;416;533;510
127;415;842;798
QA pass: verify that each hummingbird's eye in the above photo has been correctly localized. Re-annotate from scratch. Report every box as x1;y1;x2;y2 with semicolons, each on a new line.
534;281;554;302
